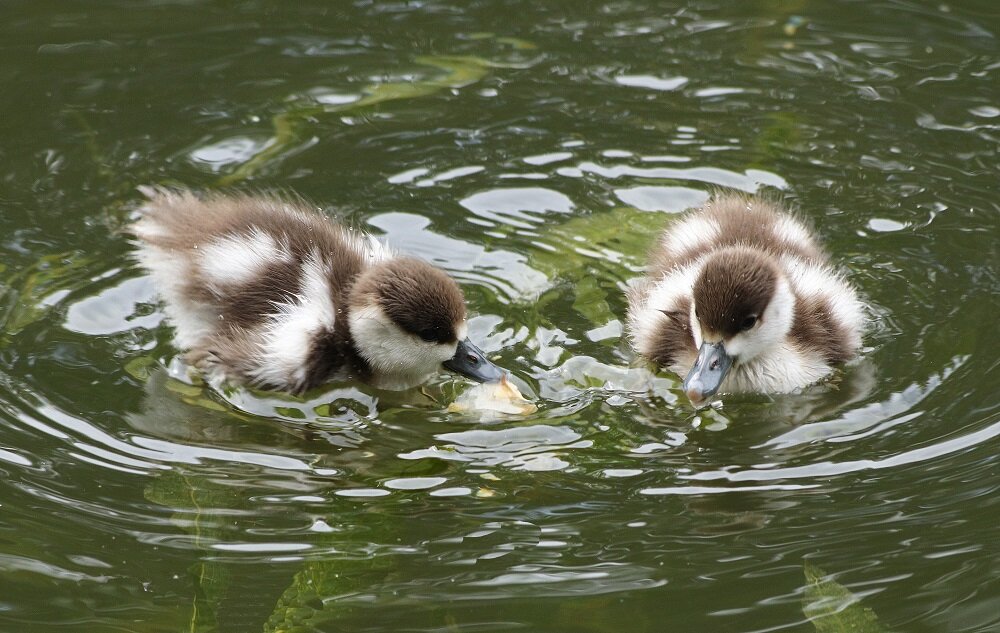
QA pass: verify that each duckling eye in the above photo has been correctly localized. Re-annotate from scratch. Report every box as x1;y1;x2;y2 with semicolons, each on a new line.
417;329;439;342
740;315;758;331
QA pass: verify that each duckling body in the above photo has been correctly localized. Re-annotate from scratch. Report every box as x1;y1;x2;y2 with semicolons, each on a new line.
131;188;503;393
627;194;864;404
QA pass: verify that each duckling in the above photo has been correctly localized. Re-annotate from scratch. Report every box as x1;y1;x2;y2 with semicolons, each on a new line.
130;188;504;393
627;193;864;405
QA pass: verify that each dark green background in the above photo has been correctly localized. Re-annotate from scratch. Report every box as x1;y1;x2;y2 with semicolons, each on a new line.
1;1;998;631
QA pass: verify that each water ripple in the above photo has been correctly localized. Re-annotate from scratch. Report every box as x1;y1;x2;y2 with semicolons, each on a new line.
686;418;1000;484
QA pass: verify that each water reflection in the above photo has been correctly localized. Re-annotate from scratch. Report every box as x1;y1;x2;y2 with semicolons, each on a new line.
400;425;591;472
613;185;707;212
2;0;999;631
459;186;575;228
189;136;270;172
368;211;548;301
614;74;689;91
63;273;161;335
765;356;967;449
561;161;788;192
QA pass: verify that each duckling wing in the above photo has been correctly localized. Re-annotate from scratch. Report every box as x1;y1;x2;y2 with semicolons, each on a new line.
781;255;865;363
193;252;341;392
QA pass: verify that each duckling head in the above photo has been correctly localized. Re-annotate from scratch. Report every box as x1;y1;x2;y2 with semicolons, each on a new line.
685;247;795;404
348;257;505;387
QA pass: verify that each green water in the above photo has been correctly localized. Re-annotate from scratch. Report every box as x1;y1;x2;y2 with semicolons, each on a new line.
2;1;998;631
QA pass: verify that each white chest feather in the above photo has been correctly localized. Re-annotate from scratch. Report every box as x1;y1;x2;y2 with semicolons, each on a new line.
723;345;832;394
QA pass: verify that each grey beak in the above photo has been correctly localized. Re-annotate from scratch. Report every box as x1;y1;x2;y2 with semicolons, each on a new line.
443;338;506;383
683;341;733;405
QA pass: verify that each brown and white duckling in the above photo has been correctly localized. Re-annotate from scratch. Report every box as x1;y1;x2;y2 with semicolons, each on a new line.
627;194;865;405
130;188;504;393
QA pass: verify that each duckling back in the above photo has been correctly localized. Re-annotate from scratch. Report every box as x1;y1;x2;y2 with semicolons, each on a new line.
648;194;825;272
130;188;388;392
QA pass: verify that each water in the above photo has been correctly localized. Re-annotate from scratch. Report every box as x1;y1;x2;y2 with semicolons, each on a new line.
1;1;998;631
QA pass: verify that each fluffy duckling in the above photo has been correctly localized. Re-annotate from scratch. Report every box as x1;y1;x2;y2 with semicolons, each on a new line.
627;194;864;405
130;188;504;393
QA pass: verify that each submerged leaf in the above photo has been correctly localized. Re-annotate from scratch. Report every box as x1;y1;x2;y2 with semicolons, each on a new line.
802;562;887;633
263;556;396;633
520;206;676;328
124;355;157;382
572;275;615;325
1;252;96;336
145;472;246;632
219;48;535;186
527;206;671;280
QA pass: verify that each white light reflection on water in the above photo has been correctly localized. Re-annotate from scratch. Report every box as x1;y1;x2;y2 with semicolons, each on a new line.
764;355;968;449
368;211;549;301
614;74;689;91
64;275;161;335
399;425;590;472
459;186;575;229
189;136;270;172
560;161;788;192
613;185;708;212
685;420;1000;484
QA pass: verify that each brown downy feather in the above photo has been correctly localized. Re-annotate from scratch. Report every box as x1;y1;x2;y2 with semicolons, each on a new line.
646;296;697;368
349;257;466;344
649;193;825;273
790;295;856;364
692;247;778;338
131;189;377;391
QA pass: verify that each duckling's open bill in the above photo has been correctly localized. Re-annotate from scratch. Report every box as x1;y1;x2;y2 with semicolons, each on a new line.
129;187;506;393
627;193;864;406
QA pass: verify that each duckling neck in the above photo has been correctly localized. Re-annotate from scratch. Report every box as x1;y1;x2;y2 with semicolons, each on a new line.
346;304;448;389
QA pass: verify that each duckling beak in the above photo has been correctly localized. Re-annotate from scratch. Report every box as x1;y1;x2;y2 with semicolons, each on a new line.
683;341;733;405
443;339;506;383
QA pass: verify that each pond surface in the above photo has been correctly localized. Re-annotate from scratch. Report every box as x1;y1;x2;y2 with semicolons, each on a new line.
2;1;999;631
